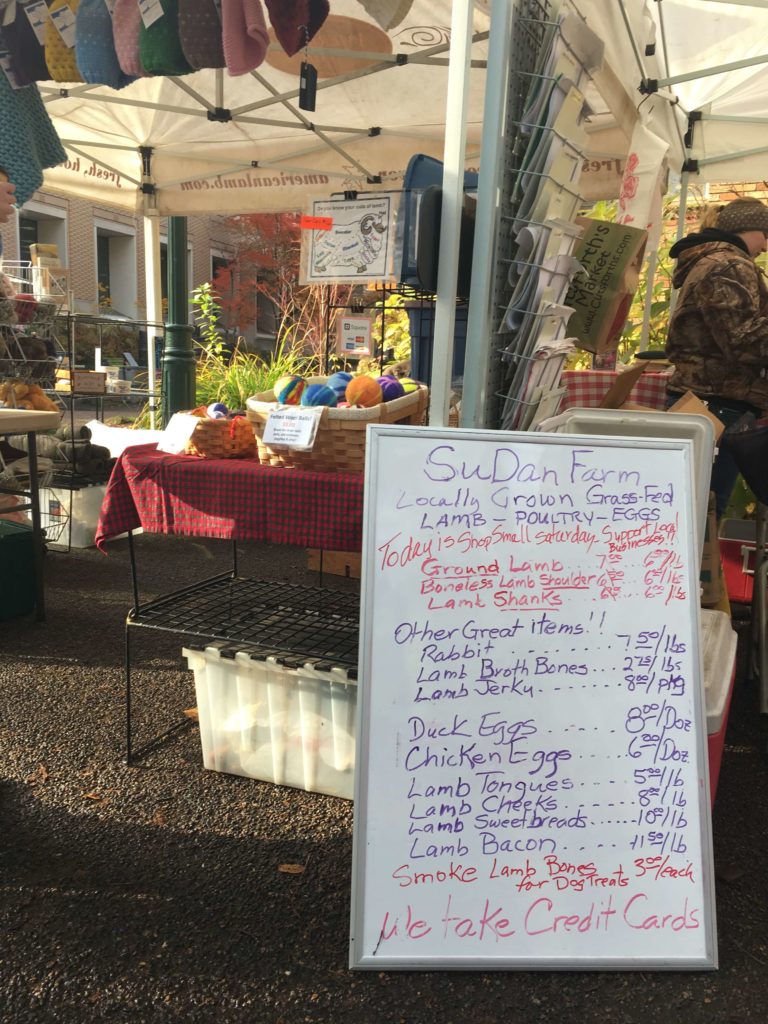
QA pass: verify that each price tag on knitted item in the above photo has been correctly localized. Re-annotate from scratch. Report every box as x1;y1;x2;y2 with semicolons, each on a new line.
212;0;221;20
262;407;322;450
22;0;50;44
0;50;22;88
138;0;163;28
50;3;76;48
1;2;17;29
103;0;115;15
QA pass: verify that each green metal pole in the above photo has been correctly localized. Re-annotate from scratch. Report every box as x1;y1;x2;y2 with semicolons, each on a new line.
161;216;195;424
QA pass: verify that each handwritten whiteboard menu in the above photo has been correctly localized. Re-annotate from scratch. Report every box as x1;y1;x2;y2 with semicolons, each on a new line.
350;428;717;970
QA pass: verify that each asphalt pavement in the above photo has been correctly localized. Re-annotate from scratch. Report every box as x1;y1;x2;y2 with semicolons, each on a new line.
1;534;767;1023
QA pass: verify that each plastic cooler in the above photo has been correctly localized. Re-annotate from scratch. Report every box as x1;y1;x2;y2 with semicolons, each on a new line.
183;646;357;799
701;608;738;804
719;518;756;605
0;520;35;620
37;483;107;549
535;408;716;563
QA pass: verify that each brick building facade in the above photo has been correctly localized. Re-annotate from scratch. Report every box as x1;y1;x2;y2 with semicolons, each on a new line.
0;188;244;335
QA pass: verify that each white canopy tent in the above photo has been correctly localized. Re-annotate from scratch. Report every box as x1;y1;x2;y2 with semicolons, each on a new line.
29;0;768;424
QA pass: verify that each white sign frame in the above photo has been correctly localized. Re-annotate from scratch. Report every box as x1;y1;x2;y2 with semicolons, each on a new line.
300;195;395;285
349;426;717;972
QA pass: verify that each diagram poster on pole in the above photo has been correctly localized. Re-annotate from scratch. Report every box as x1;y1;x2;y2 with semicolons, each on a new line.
300;196;395;285
350;427;717;971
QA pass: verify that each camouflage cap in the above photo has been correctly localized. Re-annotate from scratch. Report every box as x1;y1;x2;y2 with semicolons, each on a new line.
716;198;768;234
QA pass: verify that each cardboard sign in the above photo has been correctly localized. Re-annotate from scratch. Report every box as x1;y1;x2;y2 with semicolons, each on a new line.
565;219;648;355
337;315;372;357
262;407;323;450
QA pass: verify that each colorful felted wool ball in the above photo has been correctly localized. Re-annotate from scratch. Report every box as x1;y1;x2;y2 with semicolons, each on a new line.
301;383;338;407
346;375;383;408
398;377;421;394
376;375;405;402
325;370;353;400
273;374;305;404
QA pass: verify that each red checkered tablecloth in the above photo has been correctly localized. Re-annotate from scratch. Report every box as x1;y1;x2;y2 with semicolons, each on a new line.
561;370;671;411
95;444;364;552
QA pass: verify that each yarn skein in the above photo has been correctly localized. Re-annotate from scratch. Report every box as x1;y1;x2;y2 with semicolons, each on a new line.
345;376;382;408
273;374;305;405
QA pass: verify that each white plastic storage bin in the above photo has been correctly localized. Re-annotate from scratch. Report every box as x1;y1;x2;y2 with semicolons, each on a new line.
37;483;107;549
700;608;738;804
183;646;357;799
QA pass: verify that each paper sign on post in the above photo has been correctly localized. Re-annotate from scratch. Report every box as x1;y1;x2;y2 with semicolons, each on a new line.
157;413;199;454
337;315;372;357
262;407;323;451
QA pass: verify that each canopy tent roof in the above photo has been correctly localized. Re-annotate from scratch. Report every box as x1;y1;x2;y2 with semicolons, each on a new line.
40;1;492;214
37;0;768;218
577;0;768;191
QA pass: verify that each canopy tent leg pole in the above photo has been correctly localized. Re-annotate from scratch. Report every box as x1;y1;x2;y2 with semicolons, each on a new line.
676;171;690;242
428;0;474;427
640;250;658;349
668;170;690;318
459;0;512;428
142;212;162;429
161;217;195;424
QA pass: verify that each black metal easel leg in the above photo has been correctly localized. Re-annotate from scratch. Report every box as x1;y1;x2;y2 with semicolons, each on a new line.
125;623;133;765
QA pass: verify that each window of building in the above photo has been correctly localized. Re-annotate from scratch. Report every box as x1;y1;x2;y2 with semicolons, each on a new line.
94;219;136;317
211;252;234;295
16;202;68;288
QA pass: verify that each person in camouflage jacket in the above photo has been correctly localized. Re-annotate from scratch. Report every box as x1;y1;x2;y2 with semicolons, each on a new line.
666;197;768;516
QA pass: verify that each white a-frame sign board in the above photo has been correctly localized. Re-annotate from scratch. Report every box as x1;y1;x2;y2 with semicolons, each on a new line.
350;427;717;971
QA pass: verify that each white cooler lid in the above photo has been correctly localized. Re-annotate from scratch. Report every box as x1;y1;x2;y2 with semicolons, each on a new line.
700;608;738;736
537;408;715;566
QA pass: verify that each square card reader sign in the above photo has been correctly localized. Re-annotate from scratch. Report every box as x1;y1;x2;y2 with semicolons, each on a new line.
350;427;717;971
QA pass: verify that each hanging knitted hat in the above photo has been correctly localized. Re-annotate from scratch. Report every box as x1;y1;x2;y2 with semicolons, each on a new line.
112;0;146;78
356;0;414;31
0;78;67;207
1;3;51;85
178;0;226;70
75;0;136;89
221;0;268;75
139;0;193;76
45;0;84;83
263;0;329;57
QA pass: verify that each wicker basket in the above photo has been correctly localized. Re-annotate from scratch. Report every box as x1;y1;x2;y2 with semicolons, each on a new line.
185;413;258;459
246;381;428;473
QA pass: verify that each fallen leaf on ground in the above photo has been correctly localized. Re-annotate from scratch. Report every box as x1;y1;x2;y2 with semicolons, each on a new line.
152;808;166;826
183;707;199;720
25;765;49;786
82;791;106;801
278;863;305;875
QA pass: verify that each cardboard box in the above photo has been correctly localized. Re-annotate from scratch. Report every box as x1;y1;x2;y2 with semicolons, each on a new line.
701;492;724;606
54;370;106;395
307;548;361;579
598;377;726;443
667;390;725;444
